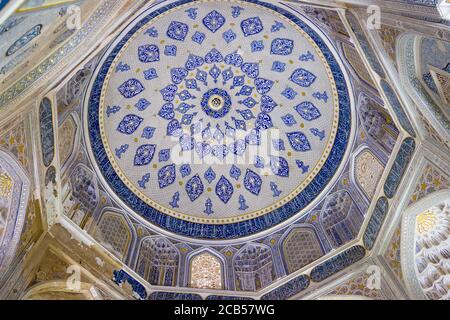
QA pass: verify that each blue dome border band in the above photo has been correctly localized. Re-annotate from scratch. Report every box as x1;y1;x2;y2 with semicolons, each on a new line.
87;0;352;240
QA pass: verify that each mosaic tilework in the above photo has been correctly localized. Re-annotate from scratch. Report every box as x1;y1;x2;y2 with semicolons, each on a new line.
384;138;416;199
402;36;449;133
69;165;99;213
310;246;366;282
397;0;438;6
0;121;30;171
419;110;450;153
363;197;389;250
39;98;55;167
359;94;399;155
301;7;349;37
429;66;450;107
58;64;94;115
409;164;450;205
0;0;123;108
260;274;310;300
6;24;42;57
86;0;353;239
420;38;450;99
0;14;28;37
44;166;56;186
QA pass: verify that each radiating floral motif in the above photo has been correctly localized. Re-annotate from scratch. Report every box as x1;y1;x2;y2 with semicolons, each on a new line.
91;0;349;237
201;88;232;118
0;171;12;199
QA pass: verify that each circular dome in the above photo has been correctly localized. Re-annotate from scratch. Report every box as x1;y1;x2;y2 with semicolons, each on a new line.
85;0;354;240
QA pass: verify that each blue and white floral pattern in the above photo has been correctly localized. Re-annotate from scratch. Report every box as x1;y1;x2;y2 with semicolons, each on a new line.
290;68;317;87
287;132;312;152
244;169;263;195
134;144;156;166
117;114;143;134
166;21;189;41
88;0;353;239
241;17;264;37
203;10;226;33
138;44;160;63
118;79;145;98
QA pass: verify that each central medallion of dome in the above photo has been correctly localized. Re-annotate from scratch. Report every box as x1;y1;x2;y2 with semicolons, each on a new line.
85;0;354;240
201;88;232;118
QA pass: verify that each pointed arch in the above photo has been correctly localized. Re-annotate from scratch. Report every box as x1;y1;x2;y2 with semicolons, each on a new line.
135;236;179;287
233;243;274;291
281;225;325;274
188;249;225;290
320;190;364;248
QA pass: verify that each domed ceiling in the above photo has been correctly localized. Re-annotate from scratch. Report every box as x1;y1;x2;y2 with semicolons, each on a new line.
85;0;354;240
